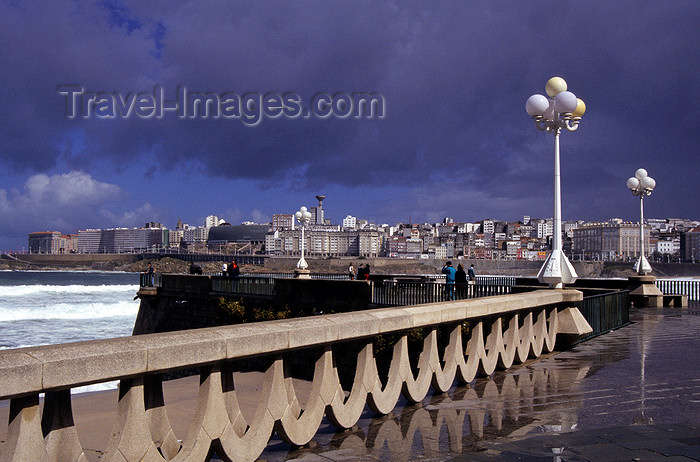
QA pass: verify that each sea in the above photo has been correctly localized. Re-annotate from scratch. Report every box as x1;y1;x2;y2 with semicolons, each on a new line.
0;270;141;394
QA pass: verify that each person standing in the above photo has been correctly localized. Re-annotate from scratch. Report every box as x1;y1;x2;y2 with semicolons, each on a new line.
146;262;155;287
468;264;476;282
229;260;240;277
222;262;228;276
441;261;456;300
363;264;371;280
348;262;355;280
357;264;365;280
455;263;467;298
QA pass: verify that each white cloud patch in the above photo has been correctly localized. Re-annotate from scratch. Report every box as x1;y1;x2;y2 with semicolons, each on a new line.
0;172;156;248
250;209;269;224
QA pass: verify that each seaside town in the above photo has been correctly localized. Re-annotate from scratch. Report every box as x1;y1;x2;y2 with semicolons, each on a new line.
2;2;700;461
24;195;700;263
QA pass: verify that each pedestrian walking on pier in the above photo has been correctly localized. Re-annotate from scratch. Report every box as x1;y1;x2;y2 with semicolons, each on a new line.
348;262;355;280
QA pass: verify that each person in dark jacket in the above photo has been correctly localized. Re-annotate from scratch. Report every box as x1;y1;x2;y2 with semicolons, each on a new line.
228;260;240;277
455;263;467;299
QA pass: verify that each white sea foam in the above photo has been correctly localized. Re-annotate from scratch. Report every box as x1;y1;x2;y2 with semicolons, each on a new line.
0;300;139;321
0;284;137;297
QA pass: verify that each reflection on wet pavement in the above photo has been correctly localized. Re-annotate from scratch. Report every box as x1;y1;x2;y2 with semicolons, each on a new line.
257;305;700;461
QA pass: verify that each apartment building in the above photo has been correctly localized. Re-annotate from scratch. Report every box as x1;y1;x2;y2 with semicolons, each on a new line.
77;227;168;253
265;229;380;257
573;222;649;260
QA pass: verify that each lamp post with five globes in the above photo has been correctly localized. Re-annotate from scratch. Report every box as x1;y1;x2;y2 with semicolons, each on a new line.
526;77;586;288
627;169;656;275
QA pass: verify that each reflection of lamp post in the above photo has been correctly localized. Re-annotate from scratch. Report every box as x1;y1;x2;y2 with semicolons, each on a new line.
526;77;586;288
626;169;656;275
294;206;312;277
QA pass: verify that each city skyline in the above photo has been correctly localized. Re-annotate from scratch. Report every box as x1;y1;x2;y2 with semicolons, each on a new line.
1;2;698;251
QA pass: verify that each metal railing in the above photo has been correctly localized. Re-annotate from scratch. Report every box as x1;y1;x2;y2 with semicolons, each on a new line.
139;272;162;287
211;275;276;296
656;279;700;301
575;290;630;343
372;278;515;306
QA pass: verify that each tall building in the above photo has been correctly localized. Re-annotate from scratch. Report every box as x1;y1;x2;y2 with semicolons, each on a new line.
311;195;325;225
342;215;357;230
205;215;223;228
77;229;103;253
76;227;168;253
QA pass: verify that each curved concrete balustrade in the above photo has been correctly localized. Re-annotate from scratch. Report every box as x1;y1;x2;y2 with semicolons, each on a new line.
0;289;588;461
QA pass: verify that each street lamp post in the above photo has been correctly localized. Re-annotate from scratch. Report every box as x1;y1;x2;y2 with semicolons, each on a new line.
526;77;586;288
627;168;656;275
294;206;312;278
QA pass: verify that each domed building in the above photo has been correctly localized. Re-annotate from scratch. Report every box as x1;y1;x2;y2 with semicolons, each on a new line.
207;223;270;252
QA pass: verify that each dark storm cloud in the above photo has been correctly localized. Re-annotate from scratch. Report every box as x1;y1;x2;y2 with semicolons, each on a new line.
0;1;698;227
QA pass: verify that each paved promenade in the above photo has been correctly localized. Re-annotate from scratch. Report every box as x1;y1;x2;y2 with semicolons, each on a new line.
261;303;700;461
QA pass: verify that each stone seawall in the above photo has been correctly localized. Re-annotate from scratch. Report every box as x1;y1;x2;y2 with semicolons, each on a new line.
4;253;699;277
3;253;139;269
132;275;374;336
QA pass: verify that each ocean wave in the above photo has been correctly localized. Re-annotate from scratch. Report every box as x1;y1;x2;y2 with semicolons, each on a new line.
0;284;138;297
0;300;140;321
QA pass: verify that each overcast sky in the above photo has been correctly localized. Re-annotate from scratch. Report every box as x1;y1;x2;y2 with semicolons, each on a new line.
0;1;698;250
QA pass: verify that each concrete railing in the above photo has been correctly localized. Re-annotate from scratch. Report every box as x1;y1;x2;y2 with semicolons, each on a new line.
0;289;589;461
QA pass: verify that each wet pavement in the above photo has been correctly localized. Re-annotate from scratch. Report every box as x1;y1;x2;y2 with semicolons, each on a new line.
258;303;700;461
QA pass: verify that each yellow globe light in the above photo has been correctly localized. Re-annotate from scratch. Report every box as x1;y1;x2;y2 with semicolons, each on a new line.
545;76;567;97
572;98;586;117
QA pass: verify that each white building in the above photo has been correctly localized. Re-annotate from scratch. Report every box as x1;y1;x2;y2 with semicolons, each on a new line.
205;215;223;228
264;229;380;257
342;215;357;231
656;239;680;255
482;220;495;234
183;226;208;243
537;221;553;240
